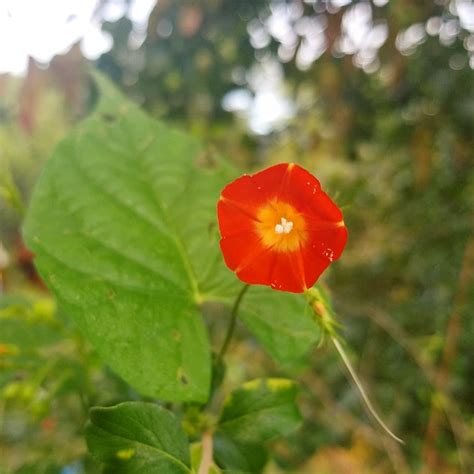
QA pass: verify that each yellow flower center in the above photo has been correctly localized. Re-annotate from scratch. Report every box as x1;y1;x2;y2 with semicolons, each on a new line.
255;200;308;252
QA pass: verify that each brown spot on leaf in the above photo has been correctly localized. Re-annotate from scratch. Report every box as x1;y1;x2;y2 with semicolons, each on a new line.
177;368;189;385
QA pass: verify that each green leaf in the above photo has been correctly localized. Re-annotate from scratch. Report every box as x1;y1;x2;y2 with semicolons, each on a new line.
24;73;237;402
213;433;268;474
86;402;192;474
218;378;302;445
170;156;240;302
239;287;321;364
92;72;240;303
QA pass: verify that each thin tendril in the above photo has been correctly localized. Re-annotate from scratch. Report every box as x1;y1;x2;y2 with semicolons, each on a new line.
331;335;405;445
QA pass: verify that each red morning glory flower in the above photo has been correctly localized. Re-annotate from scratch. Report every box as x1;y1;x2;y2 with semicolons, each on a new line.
217;163;348;293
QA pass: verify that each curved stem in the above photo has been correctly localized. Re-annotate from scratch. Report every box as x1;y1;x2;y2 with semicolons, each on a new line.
217;284;249;362
331;335;404;445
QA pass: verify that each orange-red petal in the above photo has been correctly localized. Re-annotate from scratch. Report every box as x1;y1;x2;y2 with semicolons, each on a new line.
300;225;348;289
217;163;347;293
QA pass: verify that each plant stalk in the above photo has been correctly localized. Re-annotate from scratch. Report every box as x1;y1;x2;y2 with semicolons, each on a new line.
198;431;214;474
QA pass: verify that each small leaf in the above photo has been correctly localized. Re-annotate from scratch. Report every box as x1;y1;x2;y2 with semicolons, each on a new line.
218;378;302;445
239;287;321;363
213;433;268;474
86;402;192;474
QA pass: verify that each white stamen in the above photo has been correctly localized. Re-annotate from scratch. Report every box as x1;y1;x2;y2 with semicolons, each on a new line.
274;217;293;234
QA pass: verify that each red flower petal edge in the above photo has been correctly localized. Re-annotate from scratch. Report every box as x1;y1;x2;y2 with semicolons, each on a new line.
217;163;348;293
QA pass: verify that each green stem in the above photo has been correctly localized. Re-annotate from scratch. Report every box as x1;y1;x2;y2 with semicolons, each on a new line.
331;335;404;445
217;284;249;362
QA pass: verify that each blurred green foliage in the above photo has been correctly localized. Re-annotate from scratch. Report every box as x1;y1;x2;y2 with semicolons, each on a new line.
1;0;473;473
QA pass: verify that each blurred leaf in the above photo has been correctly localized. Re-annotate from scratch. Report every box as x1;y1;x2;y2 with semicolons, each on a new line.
0;295;64;388
14;463;60;474
218;378;302;445
86;402;192;474
239;287;320;363
213;432;268;474
0;296;61;349
0;160;25;215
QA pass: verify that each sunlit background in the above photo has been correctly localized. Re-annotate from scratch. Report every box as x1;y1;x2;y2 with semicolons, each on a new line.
1;1;473;473
1;0;473;134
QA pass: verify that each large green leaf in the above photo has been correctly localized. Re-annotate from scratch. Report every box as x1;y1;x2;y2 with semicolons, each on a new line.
239;287;321;364
218;378;302;445
170;155;240;302
23;74;226;401
86;402;192;474
92;73;240;303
